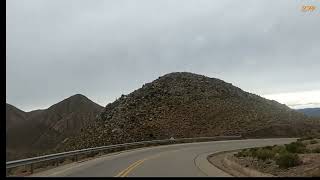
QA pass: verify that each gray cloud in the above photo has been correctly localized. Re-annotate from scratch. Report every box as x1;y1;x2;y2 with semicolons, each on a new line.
6;0;320;111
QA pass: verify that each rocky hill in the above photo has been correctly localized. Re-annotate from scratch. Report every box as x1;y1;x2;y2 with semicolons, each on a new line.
6;94;103;161
297;108;320;118
59;72;320;151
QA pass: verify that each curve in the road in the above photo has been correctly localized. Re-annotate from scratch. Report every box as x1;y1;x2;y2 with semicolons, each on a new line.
31;138;297;177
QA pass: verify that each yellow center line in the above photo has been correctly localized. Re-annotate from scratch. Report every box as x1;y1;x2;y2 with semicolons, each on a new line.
115;159;145;177
119;158;147;177
114;149;180;177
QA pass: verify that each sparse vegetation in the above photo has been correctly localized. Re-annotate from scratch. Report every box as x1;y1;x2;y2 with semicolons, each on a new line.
235;140;309;167
234;149;248;158
233;138;320;176
275;153;301;169
236;146;277;161
255;148;276;161
272;145;287;155
285;141;307;153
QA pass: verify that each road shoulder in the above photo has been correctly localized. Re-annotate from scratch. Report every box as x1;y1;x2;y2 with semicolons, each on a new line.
194;151;232;177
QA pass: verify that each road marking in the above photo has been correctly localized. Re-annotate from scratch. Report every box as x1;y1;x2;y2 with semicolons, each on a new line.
114;149;180;177
31;139;296;177
35;147;180;177
115;159;145;177
121;159;146;177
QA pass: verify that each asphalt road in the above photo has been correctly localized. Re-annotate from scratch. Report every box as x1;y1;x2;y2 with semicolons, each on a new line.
31;138;296;177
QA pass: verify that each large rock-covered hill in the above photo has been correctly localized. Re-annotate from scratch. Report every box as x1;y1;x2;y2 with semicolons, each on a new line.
60;72;320;151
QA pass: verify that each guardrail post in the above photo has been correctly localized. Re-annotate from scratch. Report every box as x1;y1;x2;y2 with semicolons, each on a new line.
30;164;34;174
75;155;78;162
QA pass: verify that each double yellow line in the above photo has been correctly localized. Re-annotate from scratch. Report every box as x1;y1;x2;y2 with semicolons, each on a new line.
115;149;180;177
115;159;147;177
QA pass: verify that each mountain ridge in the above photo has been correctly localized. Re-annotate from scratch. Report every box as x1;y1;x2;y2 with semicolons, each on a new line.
297;108;320;117
6;94;103;161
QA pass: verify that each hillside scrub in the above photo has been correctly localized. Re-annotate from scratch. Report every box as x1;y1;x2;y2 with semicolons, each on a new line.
285;141;307;153
235;141;307;169
275;153;301;169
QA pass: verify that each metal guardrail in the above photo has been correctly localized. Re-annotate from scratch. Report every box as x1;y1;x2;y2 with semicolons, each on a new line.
6;135;241;174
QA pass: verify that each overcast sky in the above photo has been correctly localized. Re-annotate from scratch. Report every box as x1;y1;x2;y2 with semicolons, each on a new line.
6;0;320;111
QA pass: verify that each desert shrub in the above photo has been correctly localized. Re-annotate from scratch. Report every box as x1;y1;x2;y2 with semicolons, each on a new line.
275;153;301;169
310;140;318;144
249;147;259;157
312;148;320;153
272;145;287;154
235;149;244;157
263;145;273;150
234;152;243;157
235;149;252;157
285;141;307;153
255;148;275;161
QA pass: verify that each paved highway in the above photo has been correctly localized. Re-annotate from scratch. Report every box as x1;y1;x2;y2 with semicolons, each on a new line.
31;138;296;177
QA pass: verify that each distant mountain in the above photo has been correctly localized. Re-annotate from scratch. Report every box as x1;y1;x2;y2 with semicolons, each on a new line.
6;94;103;161
297;108;320;117
59;72;320;151
6;103;27;132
